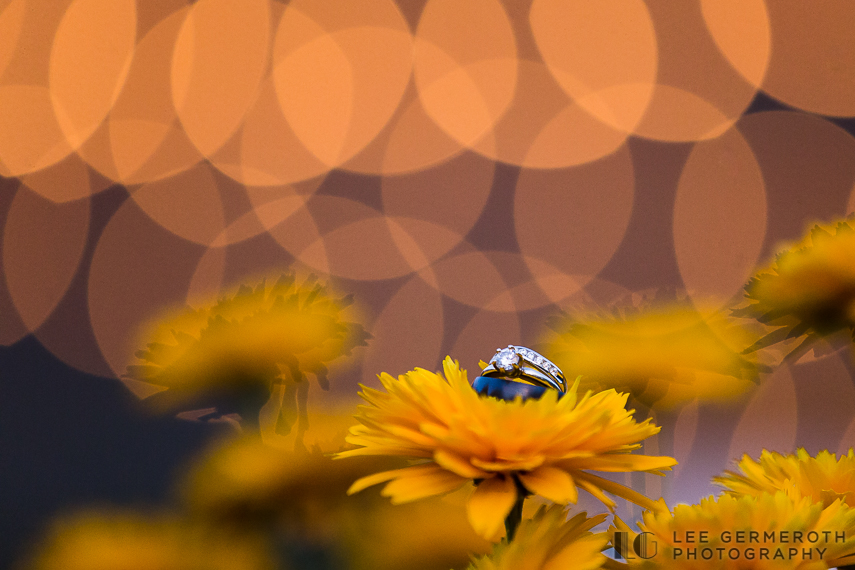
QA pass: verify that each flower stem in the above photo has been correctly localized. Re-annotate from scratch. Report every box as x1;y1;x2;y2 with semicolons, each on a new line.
504;477;529;541
504;493;525;541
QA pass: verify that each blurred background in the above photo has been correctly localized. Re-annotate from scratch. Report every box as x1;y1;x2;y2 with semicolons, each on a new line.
2;0;855;566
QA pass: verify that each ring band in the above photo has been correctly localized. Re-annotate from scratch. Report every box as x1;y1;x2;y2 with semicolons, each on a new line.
472;375;550;401
481;345;566;393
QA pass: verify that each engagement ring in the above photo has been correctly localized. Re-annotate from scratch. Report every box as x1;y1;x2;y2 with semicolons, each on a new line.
477;345;566;396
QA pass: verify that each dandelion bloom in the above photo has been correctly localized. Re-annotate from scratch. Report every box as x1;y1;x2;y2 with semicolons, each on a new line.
735;219;855;359
125;273;369;430
466;506;607;570
22;510;275;570
545;296;765;409
338;357;676;539
612;492;855;569
183;430;404;524
715;448;855;509
183;431;491;570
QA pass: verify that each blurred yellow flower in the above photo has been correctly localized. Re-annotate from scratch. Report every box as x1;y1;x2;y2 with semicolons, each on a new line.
339;491;494;570
22;510;275;570
466;506;608;570
125;273;369;431
182;430;403;526
338;357;675;540
182;426;491;570
611;492;855;570
545;296;766;409
735;219;855;360
715;448;855;509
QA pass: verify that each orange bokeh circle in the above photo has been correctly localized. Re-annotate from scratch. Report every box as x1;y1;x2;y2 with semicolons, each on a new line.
0;0;75;176
414;0;517;150
172;0;271;158
381;150;494;263
738;110;855;244
449;308;522;374
358;274;444;390
19;152;94;203
530;0;657;135
49;0;137;150
0;0;28;82
129;161;226;247
88;197;209;378
673;124;767;308
346;85;468;176
272;0;413;169
465;60;631;169
632;0;770;142
79;5;205;185
2;187;90;336
514;142;635;287
761;0;855;117
728;366;797;460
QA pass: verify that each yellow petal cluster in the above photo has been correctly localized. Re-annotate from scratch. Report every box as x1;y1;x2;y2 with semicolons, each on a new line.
612;492;855;570
467;506;608;570
183;431;403;525
545;297;764;409
338;357;676;540
125;273;369;427
21;510;275;570
182;429;491;570
736;219;855;358
715;448;855;509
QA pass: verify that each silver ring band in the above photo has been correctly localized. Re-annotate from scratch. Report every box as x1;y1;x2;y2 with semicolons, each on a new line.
481;345;566;392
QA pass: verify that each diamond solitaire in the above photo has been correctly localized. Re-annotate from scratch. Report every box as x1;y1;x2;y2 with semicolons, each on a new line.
482;345;566;393
494;347;521;373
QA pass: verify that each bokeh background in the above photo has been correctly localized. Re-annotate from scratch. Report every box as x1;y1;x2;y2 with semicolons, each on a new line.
3;0;855;566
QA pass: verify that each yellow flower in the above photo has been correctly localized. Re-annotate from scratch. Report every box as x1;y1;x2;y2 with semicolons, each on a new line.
736;219;855;359
337;357;676;540
125;273;369;431
715;448;855;509
22;510;275;570
182;429;404;526
545;296;765;409
467;506;608;570
182;425;492;570
612;492;855;569
338;491;494;570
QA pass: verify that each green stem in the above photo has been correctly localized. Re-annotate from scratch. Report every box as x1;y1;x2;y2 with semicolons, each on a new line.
504;493;525;542
504;476;530;541
234;381;272;436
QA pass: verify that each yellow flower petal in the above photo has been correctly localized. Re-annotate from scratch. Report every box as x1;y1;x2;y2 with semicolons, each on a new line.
543;534;607;570
468;506;607;570
716;448;855;510
564;454;677;473
575;471;663;513
347;468;406;495
466;476;517;540
381;464;468;504
575;477;616;511
471;456;545;472
434;449;489;478
519;466;578;504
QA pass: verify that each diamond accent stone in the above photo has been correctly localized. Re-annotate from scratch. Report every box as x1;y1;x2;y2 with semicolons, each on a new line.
495;348;520;373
